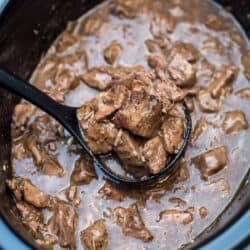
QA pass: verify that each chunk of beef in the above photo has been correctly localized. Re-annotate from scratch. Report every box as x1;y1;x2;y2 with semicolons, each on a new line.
222;110;249;135
114;130;144;168
191;118;210;145
42;157;65;177
142;136;167;174
70;154;96;185
114;204;153;242
192;146;228;180
113;0;144;19
25;136;43;165
65;185;81;207
98;181;125;202
161;117;184;154
241;52;250;80
13;103;35;127
205;14;227;31
207;66;236;98
115;91;162;138
80;14;103;35
56;32;80;53
6;178;49;208
48;202;77;248
104;41;123;65
199;207;209;218
197;90;221;113
80;220;109;250
145;39;161;53
159;209;193;225
185;96;194;113
235;88;250;99
171;42;199;63
148;55;167;71
168;53;196;88
168;197;187;208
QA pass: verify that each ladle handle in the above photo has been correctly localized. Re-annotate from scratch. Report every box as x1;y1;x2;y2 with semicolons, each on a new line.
0;67;75;126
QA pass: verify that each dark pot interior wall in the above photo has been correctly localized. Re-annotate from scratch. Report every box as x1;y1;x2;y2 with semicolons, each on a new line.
0;1;249;249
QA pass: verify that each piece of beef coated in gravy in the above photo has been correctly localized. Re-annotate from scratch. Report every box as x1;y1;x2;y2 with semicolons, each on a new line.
159;209;193;225
115;91;162;138
222;110;249;135
161;116;185;154
48;202;78;248
104;40;123;65
98;181;125;202
142;136;167;174
80;219;109;250
235;88;250;99
192;146;228;180
114;204;153;242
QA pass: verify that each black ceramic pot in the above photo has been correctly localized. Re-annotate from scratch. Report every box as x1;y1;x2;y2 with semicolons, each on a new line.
0;1;249;249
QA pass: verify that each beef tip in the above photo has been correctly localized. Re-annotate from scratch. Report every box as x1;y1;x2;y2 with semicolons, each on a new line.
159;209;193;225
6;178;49;208
48;202;78;248
235;88;250;99
81;67;114;90
199;207;209;218
168;197;187;208
114;204;153;242
98;181;125;202
222;110;249;135
191;118;210;145
115;91;162;138
65;185;81;207
171;42;199;63
113;0;144;19
80;220;109;250
80;14;103;35
94;85;128;121
56;32;80;53
161;116;184;154
85;121;118;154
148;55;167;71
70;154;96;185
13;103;35;127
205;13;227;30
167;53;197;88
145;39;161;53
104;41;123;65
142;136;167;174
207;66;236;98
184;96;194;113
241;52;250;80
25;136;43;165
192;146;228;180
42;157;65;177
197;90;221;113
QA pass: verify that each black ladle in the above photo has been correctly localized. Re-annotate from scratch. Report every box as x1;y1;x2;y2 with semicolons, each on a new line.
0;67;192;186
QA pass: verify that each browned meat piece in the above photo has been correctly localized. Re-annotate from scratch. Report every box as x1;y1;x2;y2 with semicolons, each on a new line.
80;14;103;35
42;157;65;177
171;42;200;63
104;41;123;65
115;91;162;138
70;154;96;185
235;88;250;99
56;32;80;53
150;9;175;36
13;103;35;127
98;181;125;202
191;118;210;145
25;136;43;165
114;204;153;242
185;96;194;113
161;117;184;154
145;39;161;53
192;146;228;180
148;55;167;71
199;207;209;218
168;197;187;208
6;178;49;208
65;185;81;207
81;67;117;90
48;202;78;248
159;209;193;225
207;66;236;98
175;161;190;183
222;111;249;135
168;53;197;88
241;52;250;80
80;220;109;250
197;90;221;113
114;130;144;168
205;14;227;30
86;121;118;154
113;0;144;19
142;136;167;174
